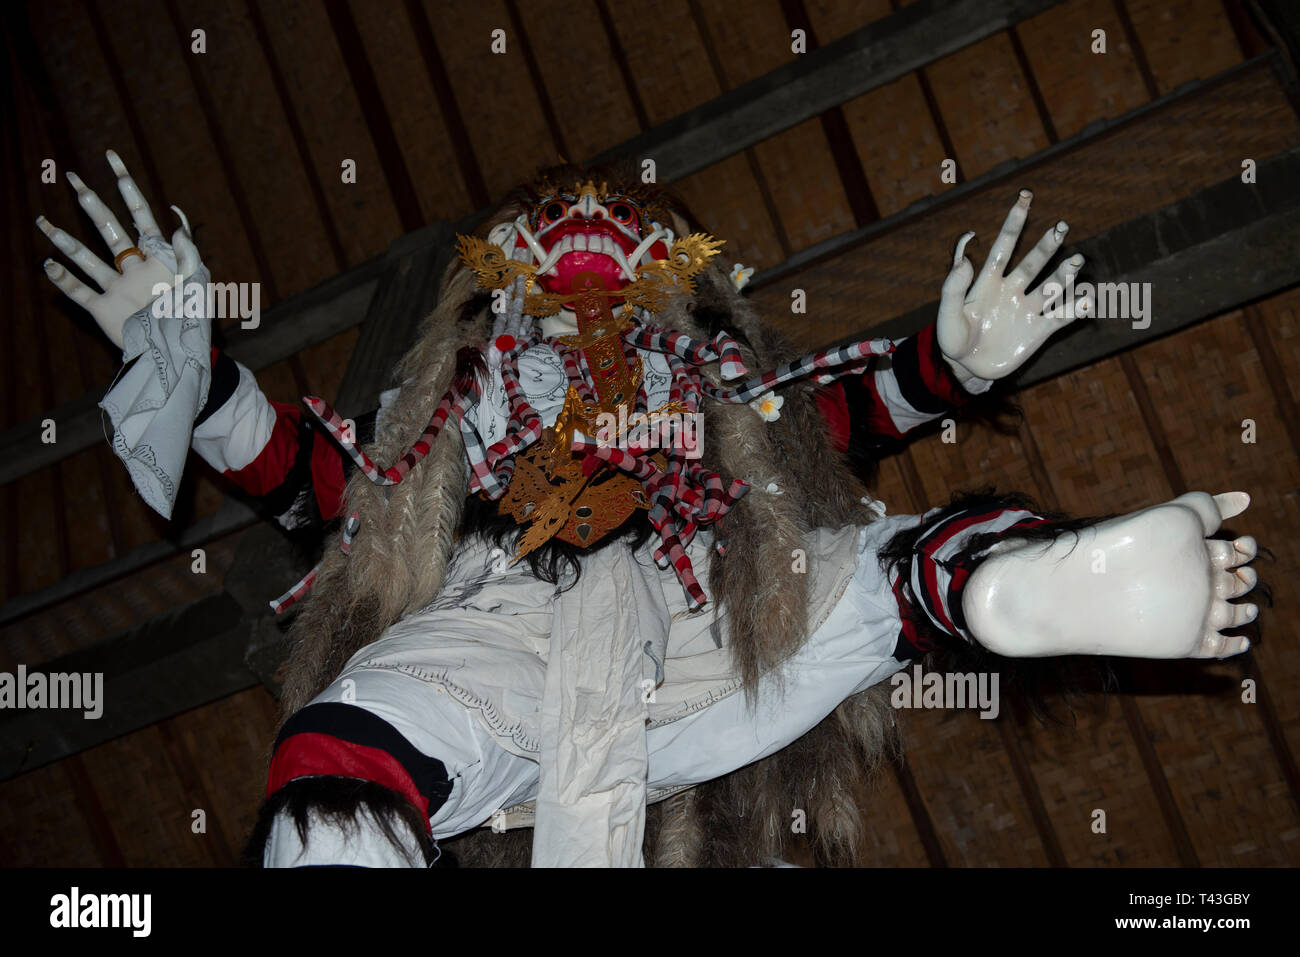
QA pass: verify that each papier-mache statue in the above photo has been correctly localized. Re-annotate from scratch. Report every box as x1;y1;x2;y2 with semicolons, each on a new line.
37;151;1260;867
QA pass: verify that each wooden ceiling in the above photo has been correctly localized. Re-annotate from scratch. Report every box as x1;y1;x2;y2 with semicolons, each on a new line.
2;0;1299;866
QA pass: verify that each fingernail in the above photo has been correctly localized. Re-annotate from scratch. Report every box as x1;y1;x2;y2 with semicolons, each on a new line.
1055;221;1068;235
170;204;193;238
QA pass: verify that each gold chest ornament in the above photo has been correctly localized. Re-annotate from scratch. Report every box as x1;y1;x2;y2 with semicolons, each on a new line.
499;270;664;558
456;220;723;558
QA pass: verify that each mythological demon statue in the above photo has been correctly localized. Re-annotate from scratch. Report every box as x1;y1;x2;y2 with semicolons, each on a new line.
37;151;1259;866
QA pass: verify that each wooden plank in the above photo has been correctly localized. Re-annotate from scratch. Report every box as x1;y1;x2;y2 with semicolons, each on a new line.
1132;314;1300;859
349;0;472;224
173;0;345;296
696;0;855;253
1023;353;1300;863
256;0;403;266
0;592;255;782
423;0;560;199
516;0;642;162
751;54;1295;300
333;222;455;417
587;0;1068;179
1127;0;1244;94
1016;0;1150;141
926;32;1051;180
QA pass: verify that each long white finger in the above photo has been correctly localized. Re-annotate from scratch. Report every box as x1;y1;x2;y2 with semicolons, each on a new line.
171;204;193;238
977;190;1032;285
36;215;118;290
936;242;976;359
106;149;161;238
1029;252;1085;322
42;258;96;306
1034;251;1085;299
172;225;200;276
66;170;133;255
1213;491;1250;521
1008;220;1068;289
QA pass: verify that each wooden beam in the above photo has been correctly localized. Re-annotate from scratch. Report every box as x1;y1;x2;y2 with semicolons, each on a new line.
849;145;1300;387
587;0;1066;180
0;592;253;781
333;222;457;417
751;54;1279;293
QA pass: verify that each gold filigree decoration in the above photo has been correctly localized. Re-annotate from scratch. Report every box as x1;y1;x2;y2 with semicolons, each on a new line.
454;234;537;289
456;230;724;318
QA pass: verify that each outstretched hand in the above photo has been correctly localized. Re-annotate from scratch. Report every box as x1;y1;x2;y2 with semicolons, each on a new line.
37;150;203;351
937;189;1092;383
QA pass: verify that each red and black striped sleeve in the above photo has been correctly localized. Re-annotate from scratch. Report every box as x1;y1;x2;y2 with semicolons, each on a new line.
192;349;372;530
814;323;989;460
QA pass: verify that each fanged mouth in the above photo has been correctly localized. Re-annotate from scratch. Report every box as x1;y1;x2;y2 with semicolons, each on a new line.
521;220;669;296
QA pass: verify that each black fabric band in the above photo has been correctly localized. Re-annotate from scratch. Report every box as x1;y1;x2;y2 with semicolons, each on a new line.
195;350;239;427
274;702;454;815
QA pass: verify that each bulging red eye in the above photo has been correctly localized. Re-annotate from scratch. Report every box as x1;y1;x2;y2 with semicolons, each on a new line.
609;203;636;226
540;200;568;225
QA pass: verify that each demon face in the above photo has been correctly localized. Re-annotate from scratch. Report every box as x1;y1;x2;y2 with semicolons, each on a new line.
521;180;673;297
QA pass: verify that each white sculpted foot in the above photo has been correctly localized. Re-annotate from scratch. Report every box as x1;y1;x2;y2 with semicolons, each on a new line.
962;492;1258;659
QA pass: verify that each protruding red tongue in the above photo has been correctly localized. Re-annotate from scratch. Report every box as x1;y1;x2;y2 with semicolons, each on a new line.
523;226;669;297
538;247;626;296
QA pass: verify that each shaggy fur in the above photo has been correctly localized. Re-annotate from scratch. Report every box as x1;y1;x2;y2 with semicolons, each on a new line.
243;775;435;867
271;164;914;867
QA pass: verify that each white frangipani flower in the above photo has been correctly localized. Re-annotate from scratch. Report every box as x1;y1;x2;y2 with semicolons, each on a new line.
730;263;755;291
749;392;783;422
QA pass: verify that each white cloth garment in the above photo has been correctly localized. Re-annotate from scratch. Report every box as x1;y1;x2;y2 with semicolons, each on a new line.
99;254;211;518
307;514;916;865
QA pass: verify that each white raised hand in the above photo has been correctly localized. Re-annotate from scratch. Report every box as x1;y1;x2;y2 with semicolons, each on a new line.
937;189;1092;383
37;149;203;351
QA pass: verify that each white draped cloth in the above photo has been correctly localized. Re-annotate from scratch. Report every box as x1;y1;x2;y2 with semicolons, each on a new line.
98;248;211;519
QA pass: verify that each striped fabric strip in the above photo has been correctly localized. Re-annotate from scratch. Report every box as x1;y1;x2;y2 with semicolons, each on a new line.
695;337;897;404
624;324;750;381
269;510;362;615
906;506;1050;643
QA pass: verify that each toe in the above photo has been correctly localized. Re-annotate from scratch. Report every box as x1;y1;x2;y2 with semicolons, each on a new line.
1199;630;1251;659
1212;491;1250;521
1198;631;1228;657
1206;540;1235;569
1232;565;1258;597
1208;599;1258;631
1215;565;1258;598
1171;491;1223;535
1221;634;1251;657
